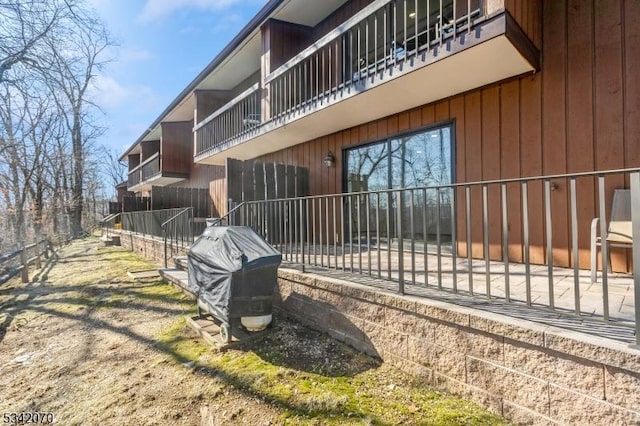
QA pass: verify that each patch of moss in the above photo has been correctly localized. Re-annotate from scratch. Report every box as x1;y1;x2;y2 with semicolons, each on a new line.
157;315;507;425
157;317;209;363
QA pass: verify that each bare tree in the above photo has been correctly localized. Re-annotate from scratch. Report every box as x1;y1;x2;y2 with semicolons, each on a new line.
0;0;114;243
37;4;113;237
0;0;71;83
101;147;127;197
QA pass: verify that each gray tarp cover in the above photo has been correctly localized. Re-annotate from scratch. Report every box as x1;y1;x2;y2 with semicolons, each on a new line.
187;226;281;320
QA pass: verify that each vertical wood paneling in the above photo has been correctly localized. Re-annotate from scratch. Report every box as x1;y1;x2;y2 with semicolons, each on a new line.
520;74;544;264
542;0;570;266
481;87;502;259
465;92;483;258
500;80;522;261
594;0;625;271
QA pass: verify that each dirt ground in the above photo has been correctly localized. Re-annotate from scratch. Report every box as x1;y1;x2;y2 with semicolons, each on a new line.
0;237;506;425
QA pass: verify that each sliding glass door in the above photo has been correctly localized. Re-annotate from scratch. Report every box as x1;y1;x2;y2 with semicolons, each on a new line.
345;123;454;247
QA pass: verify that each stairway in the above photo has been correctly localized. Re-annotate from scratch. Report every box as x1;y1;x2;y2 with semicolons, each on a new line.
159;256;193;297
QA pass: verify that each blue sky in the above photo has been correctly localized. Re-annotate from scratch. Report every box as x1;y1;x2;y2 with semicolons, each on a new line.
88;0;267;155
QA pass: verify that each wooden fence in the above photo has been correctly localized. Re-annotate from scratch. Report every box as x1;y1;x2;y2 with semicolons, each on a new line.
0;238;54;284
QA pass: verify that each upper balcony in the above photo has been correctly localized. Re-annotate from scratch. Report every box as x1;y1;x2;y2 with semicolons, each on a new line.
126;121;192;192
195;0;539;165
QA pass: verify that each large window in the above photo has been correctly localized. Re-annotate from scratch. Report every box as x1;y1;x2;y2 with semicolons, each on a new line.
345;123;454;245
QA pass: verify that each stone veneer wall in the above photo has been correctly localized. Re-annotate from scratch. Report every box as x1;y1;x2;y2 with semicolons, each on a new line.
276;269;640;425
110;230;640;425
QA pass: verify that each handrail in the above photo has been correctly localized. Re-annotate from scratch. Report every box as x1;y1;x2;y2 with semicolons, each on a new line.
162;207;194;268
240;167;640;205
194;83;261;131
161;206;192;229
264;0;391;84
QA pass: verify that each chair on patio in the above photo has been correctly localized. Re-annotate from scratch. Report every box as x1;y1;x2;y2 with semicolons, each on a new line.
590;189;632;283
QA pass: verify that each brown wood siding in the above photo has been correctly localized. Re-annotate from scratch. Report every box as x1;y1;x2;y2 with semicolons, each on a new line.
140;140;159;162
262;19;313;74
160;122;191;175
505;0;542;49
255;0;638;270
208;167;227;217
195;90;232;124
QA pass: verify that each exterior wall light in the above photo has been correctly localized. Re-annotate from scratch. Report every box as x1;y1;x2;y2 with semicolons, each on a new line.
323;151;335;167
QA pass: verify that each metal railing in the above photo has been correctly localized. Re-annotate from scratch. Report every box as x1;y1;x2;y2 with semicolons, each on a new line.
101;213;121;238
194;83;262;157
161;207;194;268
265;0;482;121
226;168;640;345
141;153;160;181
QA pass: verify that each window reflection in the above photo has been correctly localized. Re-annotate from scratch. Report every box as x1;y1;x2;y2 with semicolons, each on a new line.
345;124;453;248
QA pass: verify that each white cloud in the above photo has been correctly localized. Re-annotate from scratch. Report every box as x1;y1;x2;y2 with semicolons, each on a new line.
138;0;240;23
89;75;160;111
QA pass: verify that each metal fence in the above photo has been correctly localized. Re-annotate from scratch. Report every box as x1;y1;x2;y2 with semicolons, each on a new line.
225;168;640;344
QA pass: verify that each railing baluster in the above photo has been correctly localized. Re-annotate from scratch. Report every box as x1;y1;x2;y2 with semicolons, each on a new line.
320;197;325;268
522;181;531;306
545;179;555;310
466;185;473;295
423;188;428;286
397;190;405;295
306;198;311;264
630;172;640;346
570;177;580;314
501;182;510;302
333;196;338;270
341;194;346;271
483;184;490;298
376;193;381;278
598;176;610;320
410;189;416;285
437;187;442;289
451;188;457;292
312;198;317;266
349;194;354;272
326;197;331;268
366;193;371;275
357;193;362;273
387;191;392;280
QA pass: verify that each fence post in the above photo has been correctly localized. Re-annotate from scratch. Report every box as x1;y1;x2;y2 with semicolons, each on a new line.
35;239;42;269
163;227;168;269
630;172;640;348
43;240;49;259
20;248;29;283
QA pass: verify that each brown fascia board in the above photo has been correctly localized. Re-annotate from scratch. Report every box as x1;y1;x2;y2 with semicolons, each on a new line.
118;0;285;161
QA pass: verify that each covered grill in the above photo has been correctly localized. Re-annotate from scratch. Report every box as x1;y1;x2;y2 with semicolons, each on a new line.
187;226;281;343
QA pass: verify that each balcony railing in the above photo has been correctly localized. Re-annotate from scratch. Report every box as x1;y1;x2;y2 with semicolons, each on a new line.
194;83;262;157
224;168;640;346
128;167;141;188
141;153;160;181
265;0;482;121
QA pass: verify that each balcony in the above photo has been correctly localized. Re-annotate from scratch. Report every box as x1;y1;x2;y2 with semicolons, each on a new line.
195;0;539;165
194;84;262;160
128;153;188;193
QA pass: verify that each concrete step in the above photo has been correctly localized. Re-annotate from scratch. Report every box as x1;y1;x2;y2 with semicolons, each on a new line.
159;268;194;298
173;256;188;271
